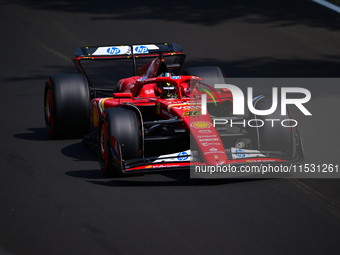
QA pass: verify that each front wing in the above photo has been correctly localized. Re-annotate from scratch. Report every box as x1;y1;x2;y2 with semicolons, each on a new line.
119;141;305;176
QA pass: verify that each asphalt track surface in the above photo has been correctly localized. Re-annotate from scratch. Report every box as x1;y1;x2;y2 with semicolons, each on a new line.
1;0;340;254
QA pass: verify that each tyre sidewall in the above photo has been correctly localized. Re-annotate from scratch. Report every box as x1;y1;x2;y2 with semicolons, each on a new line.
98;107;142;176
44;73;90;138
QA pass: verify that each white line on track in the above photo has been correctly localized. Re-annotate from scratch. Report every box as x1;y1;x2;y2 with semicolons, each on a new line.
311;0;340;13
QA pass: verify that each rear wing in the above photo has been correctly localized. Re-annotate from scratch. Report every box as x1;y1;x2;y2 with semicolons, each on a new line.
73;42;186;78
74;42;183;57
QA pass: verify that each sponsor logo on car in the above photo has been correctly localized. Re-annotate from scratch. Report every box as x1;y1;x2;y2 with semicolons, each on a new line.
190;121;212;129
201;142;221;146
152;150;191;163
198;129;212;134
177;151;189;161
199;138;219;142
151;164;181;168
107;47;121;55
231;147;266;160
134;45;148;53
204;151;225;155
235;149;245;158
182;110;201;117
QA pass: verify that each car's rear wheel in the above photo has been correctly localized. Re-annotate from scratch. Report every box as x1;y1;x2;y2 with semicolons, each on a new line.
44;73;90;138
98;107;142;177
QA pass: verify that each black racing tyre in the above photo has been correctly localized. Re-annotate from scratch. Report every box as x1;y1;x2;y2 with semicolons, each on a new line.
254;99;293;157
98;107;142;177
44;73;90;138
183;66;225;86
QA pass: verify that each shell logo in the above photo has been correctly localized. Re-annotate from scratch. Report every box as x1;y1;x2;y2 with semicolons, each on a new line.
190;121;212;129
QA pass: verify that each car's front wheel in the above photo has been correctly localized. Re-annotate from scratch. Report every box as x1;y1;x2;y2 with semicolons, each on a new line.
98;107;142;177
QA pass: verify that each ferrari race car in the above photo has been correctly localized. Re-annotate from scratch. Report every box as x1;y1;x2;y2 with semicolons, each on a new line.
44;42;304;177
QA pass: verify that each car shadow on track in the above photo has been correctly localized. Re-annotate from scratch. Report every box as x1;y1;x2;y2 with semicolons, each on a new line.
61;142;98;162
66;168;264;187
14;127;51;141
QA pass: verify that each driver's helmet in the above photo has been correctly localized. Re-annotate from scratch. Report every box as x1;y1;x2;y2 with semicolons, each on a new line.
157;72;178;99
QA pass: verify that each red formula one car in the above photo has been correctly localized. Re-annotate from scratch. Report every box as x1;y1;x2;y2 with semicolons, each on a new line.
44;43;304;177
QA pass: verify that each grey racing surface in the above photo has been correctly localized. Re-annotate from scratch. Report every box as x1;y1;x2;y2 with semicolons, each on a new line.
1;0;340;254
